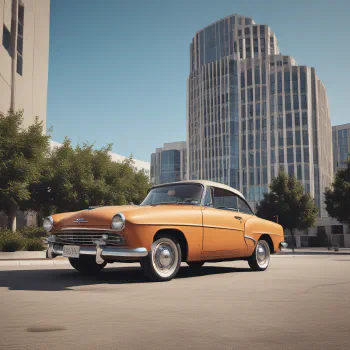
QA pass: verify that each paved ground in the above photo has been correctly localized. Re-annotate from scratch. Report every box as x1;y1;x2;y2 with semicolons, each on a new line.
0;256;349;350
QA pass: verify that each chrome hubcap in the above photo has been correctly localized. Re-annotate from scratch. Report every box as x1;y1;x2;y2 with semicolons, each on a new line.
152;239;178;277
256;241;270;268
157;247;173;268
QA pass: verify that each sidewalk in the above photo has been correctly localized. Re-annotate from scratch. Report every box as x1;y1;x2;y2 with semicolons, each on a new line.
0;251;68;267
278;247;350;255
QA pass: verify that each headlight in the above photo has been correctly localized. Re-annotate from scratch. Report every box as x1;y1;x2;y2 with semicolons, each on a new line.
111;213;125;231
43;216;54;232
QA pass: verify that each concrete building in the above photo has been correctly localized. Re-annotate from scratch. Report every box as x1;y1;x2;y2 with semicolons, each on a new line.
151;142;187;185
0;0;50;129
187;14;333;218
333;123;350;172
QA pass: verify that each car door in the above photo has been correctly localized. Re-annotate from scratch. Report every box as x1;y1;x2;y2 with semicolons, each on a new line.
201;187;248;259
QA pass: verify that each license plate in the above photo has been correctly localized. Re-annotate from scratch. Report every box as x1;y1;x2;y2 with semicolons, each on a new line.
63;245;80;258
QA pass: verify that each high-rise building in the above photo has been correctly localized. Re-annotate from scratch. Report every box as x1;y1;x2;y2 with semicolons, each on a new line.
151;142;187;185
187;14;333;216
0;0;50;129
332;123;350;172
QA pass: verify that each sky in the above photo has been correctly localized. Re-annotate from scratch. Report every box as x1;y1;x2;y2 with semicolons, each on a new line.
48;0;350;162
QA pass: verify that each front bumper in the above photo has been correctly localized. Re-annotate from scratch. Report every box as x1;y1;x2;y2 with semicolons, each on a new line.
47;243;148;264
279;242;288;249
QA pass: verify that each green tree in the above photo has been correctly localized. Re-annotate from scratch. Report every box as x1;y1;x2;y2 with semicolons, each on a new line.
28;138;151;216
325;158;350;233
256;172;318;251
0;110;50;231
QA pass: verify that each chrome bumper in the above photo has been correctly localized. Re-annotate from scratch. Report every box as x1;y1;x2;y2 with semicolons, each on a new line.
279;242;288;249
47;243;148;264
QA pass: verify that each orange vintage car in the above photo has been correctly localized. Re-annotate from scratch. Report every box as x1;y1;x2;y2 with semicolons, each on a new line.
45;180;287;281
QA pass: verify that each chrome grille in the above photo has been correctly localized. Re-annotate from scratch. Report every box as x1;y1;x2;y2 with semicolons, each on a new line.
55;233;124;246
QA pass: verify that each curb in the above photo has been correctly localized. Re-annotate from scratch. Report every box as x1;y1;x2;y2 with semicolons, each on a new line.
0;259;69;267
276;251;350;256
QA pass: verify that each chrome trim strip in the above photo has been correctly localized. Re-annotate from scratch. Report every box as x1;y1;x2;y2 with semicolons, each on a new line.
51;245;148;259
138;223;244;231
73;218;88;223
244;235;257;244
59;227;120;233
204;225;244;231
252;232;281;237
102;247;148;258
60;224;245;232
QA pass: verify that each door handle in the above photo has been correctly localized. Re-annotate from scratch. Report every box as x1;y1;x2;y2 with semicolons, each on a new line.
234;216;243;221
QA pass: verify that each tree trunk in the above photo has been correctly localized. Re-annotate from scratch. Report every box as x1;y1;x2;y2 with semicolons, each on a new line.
7;204;17;232
36;212;43;228
290;229;295;253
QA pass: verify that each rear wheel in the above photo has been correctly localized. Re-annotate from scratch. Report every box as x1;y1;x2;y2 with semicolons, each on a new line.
187;261;205;269
69;255;106;275
141;235;181;282
248;240;270;271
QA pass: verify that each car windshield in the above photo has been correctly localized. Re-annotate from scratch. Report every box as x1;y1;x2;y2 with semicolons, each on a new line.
141;184;203;206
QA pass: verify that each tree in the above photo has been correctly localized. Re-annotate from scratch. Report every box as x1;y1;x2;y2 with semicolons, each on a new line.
256;172;318;251
28;138;151;216
0;110;50;231
325;158;350;233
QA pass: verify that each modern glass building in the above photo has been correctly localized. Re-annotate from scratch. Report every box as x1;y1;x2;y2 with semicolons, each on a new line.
187;14;333;216
332;123;350;173
150;142;187;185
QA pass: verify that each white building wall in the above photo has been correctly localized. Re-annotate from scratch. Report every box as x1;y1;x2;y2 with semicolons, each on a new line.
0;0;50;130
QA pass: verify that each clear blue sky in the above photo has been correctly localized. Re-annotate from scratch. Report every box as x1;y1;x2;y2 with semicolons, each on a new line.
48;0;350;162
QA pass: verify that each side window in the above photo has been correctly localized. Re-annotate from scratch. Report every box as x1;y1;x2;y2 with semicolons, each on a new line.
238;197;253;215
203;187;213;207
212;187;238;211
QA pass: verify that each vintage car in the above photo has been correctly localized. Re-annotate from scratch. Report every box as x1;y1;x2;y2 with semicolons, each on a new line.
44;180;287;281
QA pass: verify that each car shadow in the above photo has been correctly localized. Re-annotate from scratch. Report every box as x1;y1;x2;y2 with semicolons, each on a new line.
0;265;252;292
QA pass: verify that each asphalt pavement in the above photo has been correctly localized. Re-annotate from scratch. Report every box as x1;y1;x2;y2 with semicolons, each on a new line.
0;255;349;350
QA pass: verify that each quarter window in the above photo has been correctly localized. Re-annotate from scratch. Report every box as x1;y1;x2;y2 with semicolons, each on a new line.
212;187;238;211
203;188;213;207
238;197;253;214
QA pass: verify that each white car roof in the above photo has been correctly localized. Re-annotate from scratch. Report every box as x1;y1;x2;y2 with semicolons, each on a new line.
152;180;246;201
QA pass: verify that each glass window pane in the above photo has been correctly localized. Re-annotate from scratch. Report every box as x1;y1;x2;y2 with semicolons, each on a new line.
212;187;238;210
238;197;253;214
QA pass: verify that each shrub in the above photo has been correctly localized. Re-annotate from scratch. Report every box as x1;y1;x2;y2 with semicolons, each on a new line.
24;238;46;251
18;226;47;238
0;230;25;252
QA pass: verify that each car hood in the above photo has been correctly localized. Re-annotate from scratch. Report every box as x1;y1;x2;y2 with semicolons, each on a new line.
52;204;201;230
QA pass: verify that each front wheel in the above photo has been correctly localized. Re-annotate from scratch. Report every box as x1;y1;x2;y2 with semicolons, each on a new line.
69;255;106;275
141;236;182;282
248;240;270;271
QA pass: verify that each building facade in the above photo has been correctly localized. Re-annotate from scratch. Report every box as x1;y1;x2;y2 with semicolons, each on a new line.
187;14;333;217
0;0;50;129
151;142;187;185
332;123;350;173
